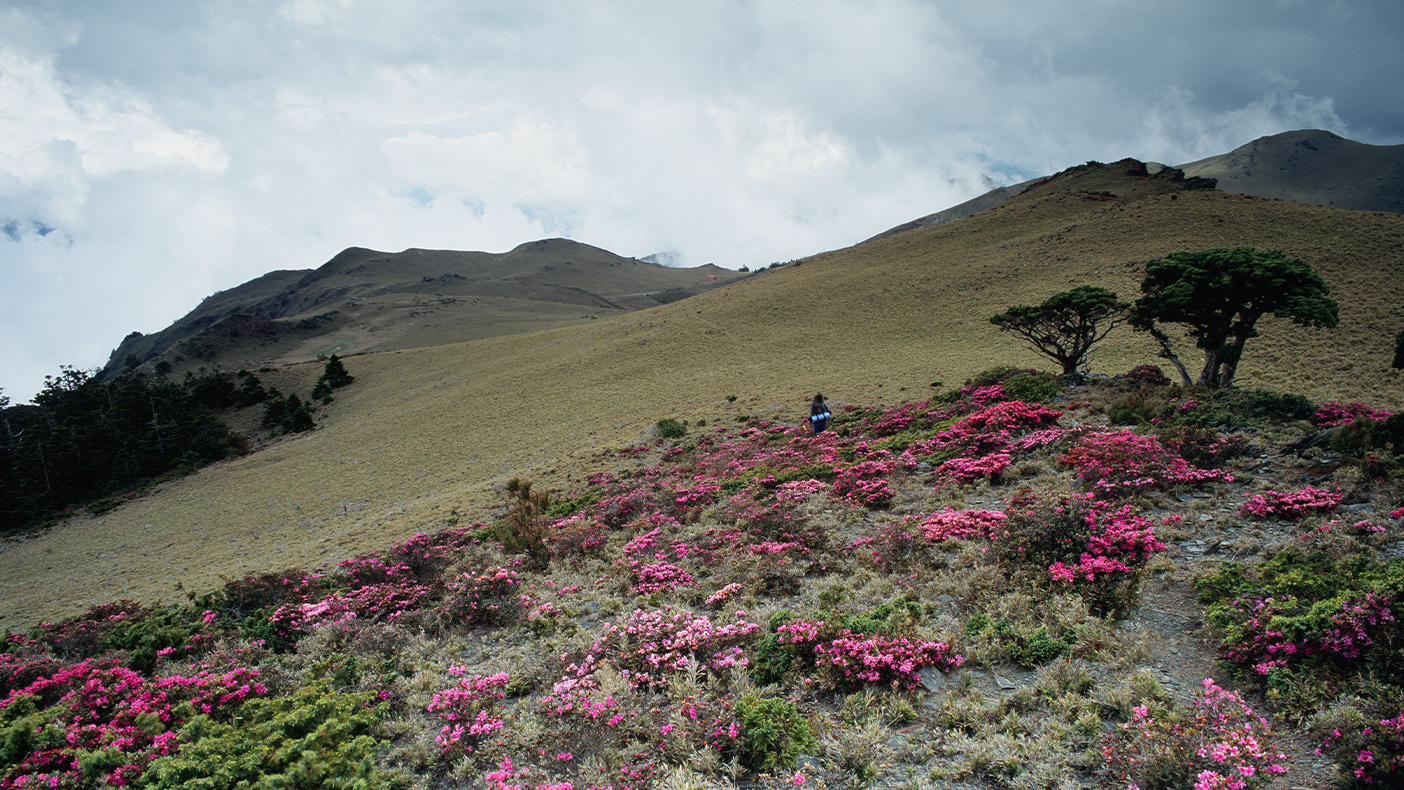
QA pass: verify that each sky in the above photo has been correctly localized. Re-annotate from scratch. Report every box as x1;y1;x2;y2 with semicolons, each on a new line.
2;0;1402;404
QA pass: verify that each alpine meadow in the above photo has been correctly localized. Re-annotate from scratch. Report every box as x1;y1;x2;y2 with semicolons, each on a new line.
3;140;1404;789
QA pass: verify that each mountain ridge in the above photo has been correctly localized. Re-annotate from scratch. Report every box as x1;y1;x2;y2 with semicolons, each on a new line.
101;238;745;378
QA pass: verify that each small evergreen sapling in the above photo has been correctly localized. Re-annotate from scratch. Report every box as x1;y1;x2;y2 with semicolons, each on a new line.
311;354;355;401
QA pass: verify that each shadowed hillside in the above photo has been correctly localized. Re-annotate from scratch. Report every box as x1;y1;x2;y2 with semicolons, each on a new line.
100;239;745;378
1180;128;1404;213
3;158;1402;628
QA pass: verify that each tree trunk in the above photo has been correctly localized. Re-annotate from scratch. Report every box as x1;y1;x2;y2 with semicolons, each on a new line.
1198;347;1220;387
1148;327;1193;387
1218;335;1250;389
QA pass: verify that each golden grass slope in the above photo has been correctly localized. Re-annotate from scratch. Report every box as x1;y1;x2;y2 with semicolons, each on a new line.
3;160;1402;628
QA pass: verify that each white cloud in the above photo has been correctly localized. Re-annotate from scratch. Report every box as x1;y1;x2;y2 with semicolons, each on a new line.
0;48;227;228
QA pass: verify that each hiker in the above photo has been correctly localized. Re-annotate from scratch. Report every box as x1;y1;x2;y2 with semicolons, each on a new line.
809;392;831;434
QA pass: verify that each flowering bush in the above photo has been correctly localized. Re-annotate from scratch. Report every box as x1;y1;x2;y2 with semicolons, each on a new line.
1100;679;1287;790
994;491;1168;615
918;508;1007;541
1315;401;1397;427
833;460;898;507
1124;363;1172;386
1239;486;1343;519
1315;709;1404;787
573;608;760;690
428;669;511;754
1060;429;1232;495
1210;591;1399;678
813;634;962;689
0;660;266;788
439;567;523;627
768;617;963;691
630;562;696;595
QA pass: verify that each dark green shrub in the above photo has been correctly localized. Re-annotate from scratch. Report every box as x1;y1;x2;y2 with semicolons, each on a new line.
1009;627;1072;668
1124;364;1172;387
751;633;793;686
262;392;316;434
735;695;816;771
1333;419;1381;456
139;677;388;790
1001;370;1060;403
1108;389;1162;425
311;355;355;401
839;598;922;636
656;418;687;439
103;606;205;673
968;366;1022;387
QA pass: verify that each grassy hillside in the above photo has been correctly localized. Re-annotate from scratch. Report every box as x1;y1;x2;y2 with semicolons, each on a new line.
1182;128;1404;214
2;159;1402;628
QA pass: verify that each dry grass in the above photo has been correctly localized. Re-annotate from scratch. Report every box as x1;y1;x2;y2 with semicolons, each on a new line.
2;162;1402;629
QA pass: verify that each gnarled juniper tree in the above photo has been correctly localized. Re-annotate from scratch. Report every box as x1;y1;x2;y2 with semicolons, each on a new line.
989;286;1130;376
1129;247;1338;389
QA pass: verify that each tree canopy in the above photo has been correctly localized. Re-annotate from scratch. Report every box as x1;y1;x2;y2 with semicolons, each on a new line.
1129;247;1338;389
989;286;1131;375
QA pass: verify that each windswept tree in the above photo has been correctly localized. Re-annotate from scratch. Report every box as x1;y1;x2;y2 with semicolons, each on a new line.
989;286;1131;375
1129;247;1338;389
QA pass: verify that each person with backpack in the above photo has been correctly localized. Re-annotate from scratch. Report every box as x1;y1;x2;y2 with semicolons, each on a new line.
809;392;831;434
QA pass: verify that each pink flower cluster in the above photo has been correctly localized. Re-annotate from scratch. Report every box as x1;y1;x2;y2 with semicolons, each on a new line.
918;508;1007;541
774;479;828;502
1103;679;1286;790
1314;401;1397;427
937;452;1010;484
1239;486;1342;519
833;459;898;507
0;661;265;788
1222;591;1398;676
1317;711;1404;784
630;562;695;595
813;634;963;689
1188;680;1288;789
1060;430;1232;495
585;608;760;689
428;670;511;753
775;619;963;690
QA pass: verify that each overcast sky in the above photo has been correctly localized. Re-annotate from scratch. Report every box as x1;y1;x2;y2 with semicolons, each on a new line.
3;0;1402;403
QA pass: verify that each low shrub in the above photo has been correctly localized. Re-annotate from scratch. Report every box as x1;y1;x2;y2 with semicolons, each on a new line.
1000;370;1060;403
139;677;387;790
428;669;511;756
1060;429;1232;495
995;490;1168;616
967;366;1023;387
1108;388;1161;425
735;695;816;772
1100;679;1286;790
656;418;687;439
1313;703;1404;787
1239;486;1342;519
1123;363;1172;387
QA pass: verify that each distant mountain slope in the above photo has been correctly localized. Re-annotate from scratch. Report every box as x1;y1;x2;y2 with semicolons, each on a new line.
874;130;1402;242
867;176;1045;239
102;238;743;377
1178;129;1404;213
